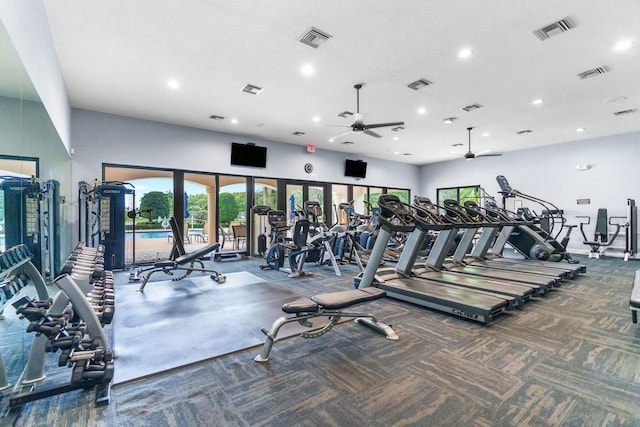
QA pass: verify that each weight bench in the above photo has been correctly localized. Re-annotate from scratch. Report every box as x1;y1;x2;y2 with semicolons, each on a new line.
254;287;398;362
137;243;225;292
630;270;640;323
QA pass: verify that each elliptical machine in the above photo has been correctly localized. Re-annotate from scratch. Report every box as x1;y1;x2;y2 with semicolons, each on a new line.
259;209;313;278
495;175;577;263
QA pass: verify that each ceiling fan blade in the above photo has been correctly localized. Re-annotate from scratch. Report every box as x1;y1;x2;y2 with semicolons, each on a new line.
363;121;405;130
331;129;352;140
363;129;382;138
476;152;503;157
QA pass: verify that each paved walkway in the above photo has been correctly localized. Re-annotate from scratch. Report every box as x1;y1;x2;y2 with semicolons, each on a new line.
126;235;245;264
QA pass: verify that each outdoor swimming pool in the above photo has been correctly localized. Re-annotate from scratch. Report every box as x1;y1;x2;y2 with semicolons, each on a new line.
125;230;203;240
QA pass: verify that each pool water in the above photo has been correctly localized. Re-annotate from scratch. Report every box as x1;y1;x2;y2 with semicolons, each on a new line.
125;230;203;240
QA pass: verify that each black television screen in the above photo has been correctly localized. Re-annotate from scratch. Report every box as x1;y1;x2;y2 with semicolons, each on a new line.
230;142;267;168
344;159;367;178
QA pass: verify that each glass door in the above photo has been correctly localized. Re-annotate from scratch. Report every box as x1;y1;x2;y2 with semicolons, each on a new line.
218;175;248;253
285;183;303;226
104;166;174;265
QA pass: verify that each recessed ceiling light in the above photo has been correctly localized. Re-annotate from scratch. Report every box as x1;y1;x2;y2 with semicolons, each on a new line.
418;107;427;115
301;63;315;76
614;39;633;51
576;128;585;132
167;79;180;90
394;151;399;155
443;117;457;124
458;48;473;58
393;137;399;141
328;138;335;143
230;118;238;124
312;116;320;122
532;98;544;105
482;132;490;137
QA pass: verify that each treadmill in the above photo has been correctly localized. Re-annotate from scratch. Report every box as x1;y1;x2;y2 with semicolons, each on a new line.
489;175;586;276
469;199;585;278
412;197;557;294
357;195;515;324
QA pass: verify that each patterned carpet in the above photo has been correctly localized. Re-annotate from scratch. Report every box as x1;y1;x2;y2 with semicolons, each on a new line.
7;254;640;426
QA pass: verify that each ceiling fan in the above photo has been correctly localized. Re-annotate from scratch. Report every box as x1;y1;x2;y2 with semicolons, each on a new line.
332;84;404;139
464;127;502;160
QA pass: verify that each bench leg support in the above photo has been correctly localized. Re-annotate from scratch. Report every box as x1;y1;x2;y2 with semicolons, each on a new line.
254;310;397;363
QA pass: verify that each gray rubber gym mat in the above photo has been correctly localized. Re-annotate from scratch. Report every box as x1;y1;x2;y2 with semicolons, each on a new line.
112;272;311;384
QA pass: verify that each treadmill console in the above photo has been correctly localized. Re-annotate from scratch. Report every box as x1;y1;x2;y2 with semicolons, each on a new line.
378;194;404;219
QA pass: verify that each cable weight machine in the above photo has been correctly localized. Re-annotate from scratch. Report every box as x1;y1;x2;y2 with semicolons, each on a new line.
79;181;134;270
1;176;61;280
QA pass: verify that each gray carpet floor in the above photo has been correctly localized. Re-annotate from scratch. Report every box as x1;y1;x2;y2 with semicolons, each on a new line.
6;254;640;426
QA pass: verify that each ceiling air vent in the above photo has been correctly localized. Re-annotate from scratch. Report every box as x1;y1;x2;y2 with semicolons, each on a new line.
299;27;332;48
209;114;224;120
337;111;354;118
391;126;405;132
577;66;608;80
533;17;574;41
342;141;354;145
292;131;306;136
407;79;433;91
241;83;263;95
460;103;483;112
613;108;637;116
516;129;533;135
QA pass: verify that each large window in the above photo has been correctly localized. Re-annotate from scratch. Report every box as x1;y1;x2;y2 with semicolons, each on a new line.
387;188;409;204
436;185;480;208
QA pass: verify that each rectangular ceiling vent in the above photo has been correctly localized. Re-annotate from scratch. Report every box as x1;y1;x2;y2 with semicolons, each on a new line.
209;114;224;120
241;83;263;95
516;129;533;135
292;131;306;136
337;111;354;118
299;27;332;48
407;79;433;91
577;66;608;80
391;126;405;132
533;17;574;41
613;108;637;116
460;103;483;112
341;141;354;145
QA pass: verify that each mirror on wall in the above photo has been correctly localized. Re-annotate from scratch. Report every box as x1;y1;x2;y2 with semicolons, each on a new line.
0;19;72;406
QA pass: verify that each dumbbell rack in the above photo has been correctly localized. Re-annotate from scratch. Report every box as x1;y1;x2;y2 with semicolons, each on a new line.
4;243;115;412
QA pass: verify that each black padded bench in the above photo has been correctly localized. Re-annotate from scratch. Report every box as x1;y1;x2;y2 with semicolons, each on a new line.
631;270;640;323
254;287;398;362
137;243;225;291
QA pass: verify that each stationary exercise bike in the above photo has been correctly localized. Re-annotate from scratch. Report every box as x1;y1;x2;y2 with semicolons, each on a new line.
260;209;313;278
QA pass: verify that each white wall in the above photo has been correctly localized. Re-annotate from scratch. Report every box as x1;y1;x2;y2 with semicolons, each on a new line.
419;131;640;253
0;0;71;151
70;108;420;193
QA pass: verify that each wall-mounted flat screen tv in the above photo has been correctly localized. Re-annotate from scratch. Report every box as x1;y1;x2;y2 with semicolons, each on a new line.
344;159;367;178
230;142;267;168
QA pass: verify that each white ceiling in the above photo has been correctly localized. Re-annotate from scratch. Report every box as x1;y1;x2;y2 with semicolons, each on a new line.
41;0;640;165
